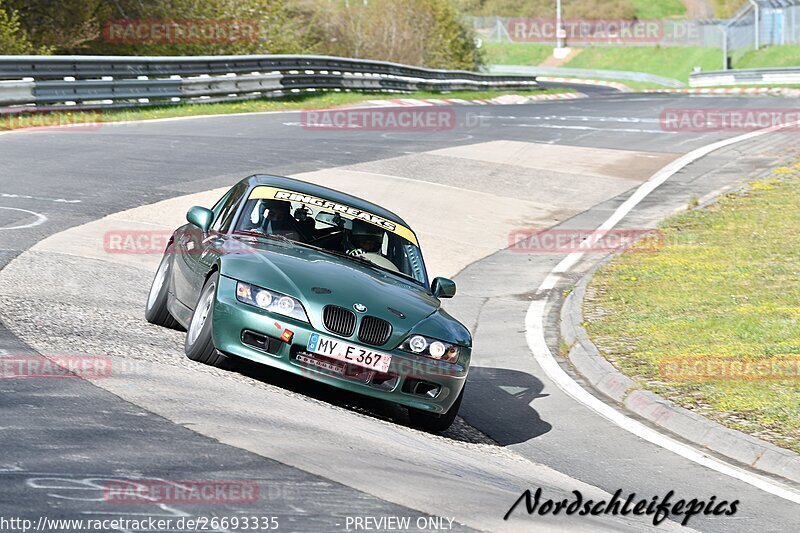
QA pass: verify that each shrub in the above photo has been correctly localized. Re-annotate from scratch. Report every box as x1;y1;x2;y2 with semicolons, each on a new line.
0;0;47;54
304;0;482;69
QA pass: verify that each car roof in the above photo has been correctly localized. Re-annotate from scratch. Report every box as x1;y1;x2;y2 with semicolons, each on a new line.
242;174;411;228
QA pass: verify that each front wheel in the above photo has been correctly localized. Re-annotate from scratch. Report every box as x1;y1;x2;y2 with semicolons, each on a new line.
408;385;464;433
145;253;182;330
184;272;228;368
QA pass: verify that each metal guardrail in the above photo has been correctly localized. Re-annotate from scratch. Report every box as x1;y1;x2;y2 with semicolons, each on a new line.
488;65;685;88
690;67;800;87
0;54;540;109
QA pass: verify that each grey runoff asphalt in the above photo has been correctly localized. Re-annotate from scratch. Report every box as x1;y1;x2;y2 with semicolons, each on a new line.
0;94;799;531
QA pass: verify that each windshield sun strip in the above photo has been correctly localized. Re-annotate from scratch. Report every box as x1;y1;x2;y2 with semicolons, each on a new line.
247;186;419;247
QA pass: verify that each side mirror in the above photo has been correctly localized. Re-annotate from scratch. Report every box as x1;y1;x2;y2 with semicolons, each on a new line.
431;277;456;299
186;206;213;232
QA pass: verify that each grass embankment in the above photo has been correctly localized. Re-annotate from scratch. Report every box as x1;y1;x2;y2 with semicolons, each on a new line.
711;0;745;18
629;0;686;19
584;165;800;453
0;88;566;132
484;42;800;87
735;45;800;69
483;43;720;85
564;46;721;82
482;43;554;67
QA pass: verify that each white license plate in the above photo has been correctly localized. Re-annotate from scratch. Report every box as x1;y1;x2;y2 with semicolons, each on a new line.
306;333;391;373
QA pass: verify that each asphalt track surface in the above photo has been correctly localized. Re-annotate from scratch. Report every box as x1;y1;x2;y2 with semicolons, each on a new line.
1;91;799;532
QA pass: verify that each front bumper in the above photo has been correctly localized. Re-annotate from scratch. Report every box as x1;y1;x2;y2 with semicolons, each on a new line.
211;275;469;414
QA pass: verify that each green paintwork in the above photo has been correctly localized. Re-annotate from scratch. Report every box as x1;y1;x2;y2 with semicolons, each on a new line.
164;175;472;414
432;277;457;299
186;205;213;232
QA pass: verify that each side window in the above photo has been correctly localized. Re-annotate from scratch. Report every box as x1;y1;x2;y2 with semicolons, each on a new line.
211;190;234;220
211;183;246;232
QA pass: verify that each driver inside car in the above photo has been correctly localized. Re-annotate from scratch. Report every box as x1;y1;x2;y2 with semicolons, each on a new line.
260;199;303;241
346;220;399;272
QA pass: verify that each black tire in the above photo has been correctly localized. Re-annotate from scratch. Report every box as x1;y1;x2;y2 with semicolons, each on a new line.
184;272;228;368
145;253;181;330
408;384;464;433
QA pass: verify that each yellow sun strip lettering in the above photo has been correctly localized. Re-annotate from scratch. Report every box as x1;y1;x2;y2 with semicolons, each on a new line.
248;186;419;246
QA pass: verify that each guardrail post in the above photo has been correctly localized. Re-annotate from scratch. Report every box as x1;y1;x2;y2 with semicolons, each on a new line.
720;25;729;71
749;0;761;50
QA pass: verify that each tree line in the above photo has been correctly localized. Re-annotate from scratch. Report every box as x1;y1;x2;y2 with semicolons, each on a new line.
0;0;482;70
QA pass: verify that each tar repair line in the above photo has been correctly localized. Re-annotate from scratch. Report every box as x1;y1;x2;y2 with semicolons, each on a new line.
526;122;800;505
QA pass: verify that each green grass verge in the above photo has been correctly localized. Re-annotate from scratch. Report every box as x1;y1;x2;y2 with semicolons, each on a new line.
691;84;800;89
0;88;568;131
629;0;686;19
482;43;555;67
563;46;720;82
547;77;664;91
484;41;800;83
584;165;800;453
711;0;745;19
733;45;800;69
483;43;720;82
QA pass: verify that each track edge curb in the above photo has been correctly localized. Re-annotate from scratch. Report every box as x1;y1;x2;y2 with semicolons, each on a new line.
559;256;800;486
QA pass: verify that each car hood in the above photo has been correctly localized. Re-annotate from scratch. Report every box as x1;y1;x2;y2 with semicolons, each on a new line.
218;238;467;344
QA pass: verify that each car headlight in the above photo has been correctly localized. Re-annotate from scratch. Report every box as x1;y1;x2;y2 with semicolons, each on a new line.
400;334;460;364
236;281;309;323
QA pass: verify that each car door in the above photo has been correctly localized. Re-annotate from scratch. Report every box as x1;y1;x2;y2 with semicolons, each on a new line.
173;183;246;308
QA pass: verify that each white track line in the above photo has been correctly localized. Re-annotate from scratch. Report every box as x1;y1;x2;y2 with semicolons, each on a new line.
526;122;800;505
514;123;676;134
0;207;47;231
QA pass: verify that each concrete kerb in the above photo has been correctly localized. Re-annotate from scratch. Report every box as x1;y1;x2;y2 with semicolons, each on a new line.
559;253;800;486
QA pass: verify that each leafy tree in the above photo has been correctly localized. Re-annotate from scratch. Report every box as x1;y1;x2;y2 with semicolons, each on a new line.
304;0;482;69
3;0;481;69
4;0;106;53
92;0;314;56
453;0;637;19
425;0;484;69
0;0;48;54
5;0;313;55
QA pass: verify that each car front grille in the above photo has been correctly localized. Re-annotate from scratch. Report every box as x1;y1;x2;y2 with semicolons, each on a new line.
358;315;392;346
322;305;356;337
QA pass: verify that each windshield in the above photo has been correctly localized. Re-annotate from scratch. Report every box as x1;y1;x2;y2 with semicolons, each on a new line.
233;189;427;285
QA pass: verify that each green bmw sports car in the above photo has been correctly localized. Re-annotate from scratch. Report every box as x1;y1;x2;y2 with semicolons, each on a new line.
145;175;471;431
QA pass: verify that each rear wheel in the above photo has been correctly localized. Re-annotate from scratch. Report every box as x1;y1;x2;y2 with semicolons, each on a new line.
408;385;464;433
145;253;181;330
184;272;228;368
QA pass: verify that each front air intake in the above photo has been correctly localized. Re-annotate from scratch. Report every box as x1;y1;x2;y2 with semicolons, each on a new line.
322;305;356;337
357;315;392;346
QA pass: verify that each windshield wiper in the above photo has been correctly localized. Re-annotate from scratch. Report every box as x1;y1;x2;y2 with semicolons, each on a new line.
316;247;421;284
233;230;295;244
